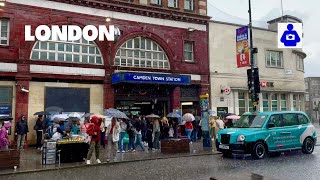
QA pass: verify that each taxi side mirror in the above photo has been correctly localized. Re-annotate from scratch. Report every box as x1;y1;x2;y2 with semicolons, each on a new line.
267;123;275;129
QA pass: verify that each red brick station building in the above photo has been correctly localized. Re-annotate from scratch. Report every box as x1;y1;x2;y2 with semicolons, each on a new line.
0;0;210;143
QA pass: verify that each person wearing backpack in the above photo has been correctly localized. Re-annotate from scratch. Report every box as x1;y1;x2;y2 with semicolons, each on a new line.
86;116;102;165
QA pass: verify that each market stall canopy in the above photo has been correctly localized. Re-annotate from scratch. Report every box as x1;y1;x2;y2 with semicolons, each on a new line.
0;115;13;121
167;112;181;118
146;114;160;119
182;113;195;122
34;111;51;116
226;115;241;120
104;108;129;119
45;106;64;113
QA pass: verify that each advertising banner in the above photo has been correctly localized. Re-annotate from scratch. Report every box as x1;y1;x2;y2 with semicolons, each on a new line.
236;26;250;67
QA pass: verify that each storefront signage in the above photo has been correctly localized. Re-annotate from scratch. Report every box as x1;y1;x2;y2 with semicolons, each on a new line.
112;73;191;85
260;82;274;87
25;25;120;41
236;26;250;68
0;105;11;115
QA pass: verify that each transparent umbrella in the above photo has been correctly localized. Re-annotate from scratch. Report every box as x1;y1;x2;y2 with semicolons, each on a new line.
182;113;195;122
104;108;129;119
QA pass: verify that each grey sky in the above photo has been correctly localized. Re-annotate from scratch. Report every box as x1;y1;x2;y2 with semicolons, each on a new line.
207;0;319;77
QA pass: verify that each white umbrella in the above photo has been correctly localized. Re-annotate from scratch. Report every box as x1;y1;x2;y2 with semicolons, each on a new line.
182;113;195;122
68;112;81;118
51;114;68;121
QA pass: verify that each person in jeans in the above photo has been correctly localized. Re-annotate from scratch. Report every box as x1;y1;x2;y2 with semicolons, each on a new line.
134;116;145;151
184;121;193;143
152;118;161;151
15;115;29;150
106;117;120;162
191;117;200;142
118;119;128;153
34;115;44;149
127;120;136;152
86;116;102;165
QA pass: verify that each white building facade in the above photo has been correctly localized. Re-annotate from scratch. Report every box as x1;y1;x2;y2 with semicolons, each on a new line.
209;16;306;116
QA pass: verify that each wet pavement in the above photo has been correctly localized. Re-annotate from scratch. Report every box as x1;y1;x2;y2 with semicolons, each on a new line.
0;140;216;175
2;125;320;179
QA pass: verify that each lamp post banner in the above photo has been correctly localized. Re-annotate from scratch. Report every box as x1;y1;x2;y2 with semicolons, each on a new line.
236;26;250;68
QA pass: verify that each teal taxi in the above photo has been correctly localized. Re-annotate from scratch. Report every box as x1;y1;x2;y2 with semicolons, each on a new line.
216;111;317;159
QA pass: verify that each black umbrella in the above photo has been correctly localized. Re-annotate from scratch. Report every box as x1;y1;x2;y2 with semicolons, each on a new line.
0;116;13;121
34;111;51;116
45;106;64;113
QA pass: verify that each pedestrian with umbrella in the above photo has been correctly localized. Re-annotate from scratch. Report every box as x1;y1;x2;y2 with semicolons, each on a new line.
182;113;194;143
33;114;45;150
105;117;120;162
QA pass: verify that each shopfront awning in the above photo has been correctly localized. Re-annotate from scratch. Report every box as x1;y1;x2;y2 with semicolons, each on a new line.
112;72;191;85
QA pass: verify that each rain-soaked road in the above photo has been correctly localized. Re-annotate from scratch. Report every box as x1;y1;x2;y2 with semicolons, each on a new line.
3;146;320;180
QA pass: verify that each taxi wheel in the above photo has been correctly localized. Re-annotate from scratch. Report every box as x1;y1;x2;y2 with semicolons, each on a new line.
251;142;267;159
302;137;314;154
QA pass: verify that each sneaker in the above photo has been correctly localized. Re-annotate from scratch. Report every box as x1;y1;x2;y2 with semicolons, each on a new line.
152;148;156;152
122;150;126;153
189;142;193;145
117;150;120;153
106;158;110;162
96;159;101;164
132;150;136;152
86;160;91;165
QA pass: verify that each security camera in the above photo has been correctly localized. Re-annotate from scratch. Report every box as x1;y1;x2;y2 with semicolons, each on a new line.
21;88;29;93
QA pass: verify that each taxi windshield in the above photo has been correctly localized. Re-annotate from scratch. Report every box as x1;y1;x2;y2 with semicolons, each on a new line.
234;114;269;128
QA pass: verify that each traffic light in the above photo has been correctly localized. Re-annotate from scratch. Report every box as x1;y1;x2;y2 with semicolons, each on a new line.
251;93;259;102
247;67;260;94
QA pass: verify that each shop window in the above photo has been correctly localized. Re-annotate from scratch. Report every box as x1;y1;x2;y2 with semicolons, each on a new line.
238;91;246;115
168;0;178;8
31;37;103;64
296;54;304;71
271;94;278;111
266;50;283;68
280;94;287;111
0;18;9;46
184;0;194;10
184;41;194;62
115;37;169;69
262;93;269;112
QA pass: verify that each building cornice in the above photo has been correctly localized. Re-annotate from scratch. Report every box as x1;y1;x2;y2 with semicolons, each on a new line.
47;0;211;25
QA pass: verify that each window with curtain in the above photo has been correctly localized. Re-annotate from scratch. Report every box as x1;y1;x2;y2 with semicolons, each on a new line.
31;37;103;64
296;54;304;71
263;93;269;112
266;50;283;68
280;94;287;111
0;18;9;46
115;37;169;69
271;94;278;111
238;92;246;115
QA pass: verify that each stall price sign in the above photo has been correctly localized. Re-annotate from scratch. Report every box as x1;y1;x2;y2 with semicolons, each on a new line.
236;26;250;68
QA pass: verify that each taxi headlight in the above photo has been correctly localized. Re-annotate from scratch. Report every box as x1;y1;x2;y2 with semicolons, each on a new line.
237;134;246;142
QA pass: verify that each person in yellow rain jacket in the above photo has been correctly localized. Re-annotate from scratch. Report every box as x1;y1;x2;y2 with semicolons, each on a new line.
209;116;217;141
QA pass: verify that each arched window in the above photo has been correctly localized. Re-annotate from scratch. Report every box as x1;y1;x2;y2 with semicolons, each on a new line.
115;37;169;69
30;38;103;64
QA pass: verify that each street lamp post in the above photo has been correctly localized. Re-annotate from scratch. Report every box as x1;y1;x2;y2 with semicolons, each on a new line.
248;0;259;112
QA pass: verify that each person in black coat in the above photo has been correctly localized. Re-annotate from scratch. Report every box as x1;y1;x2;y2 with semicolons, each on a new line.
146;119;153;150
15;115;29;150
34;115;44;149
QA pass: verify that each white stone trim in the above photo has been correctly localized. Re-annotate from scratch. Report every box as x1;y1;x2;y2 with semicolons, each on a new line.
8;0;206;31
0;63;17;72
30;65;105;76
